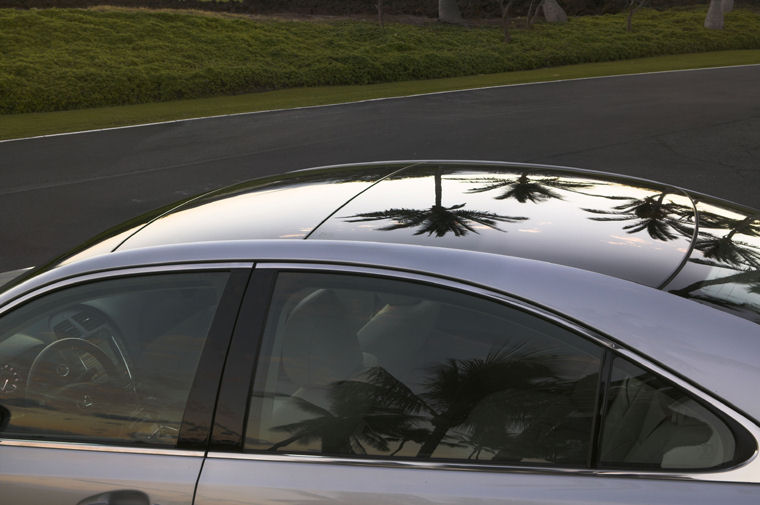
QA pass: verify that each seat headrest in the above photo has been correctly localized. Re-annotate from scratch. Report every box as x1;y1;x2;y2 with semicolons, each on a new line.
280;289;364;388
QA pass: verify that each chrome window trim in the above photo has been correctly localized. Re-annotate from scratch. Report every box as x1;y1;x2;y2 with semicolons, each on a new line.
256;262;618;350
0;438;203;457
251;261;760;484
205;451;760;484
0;262;254;317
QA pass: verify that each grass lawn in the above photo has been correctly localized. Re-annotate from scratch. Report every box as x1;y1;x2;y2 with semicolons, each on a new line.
2;7;760;113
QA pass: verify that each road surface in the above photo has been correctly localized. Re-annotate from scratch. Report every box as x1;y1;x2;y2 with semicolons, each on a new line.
1;65;758;271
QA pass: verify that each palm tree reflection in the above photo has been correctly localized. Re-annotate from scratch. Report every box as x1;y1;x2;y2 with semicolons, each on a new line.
268;347;589;464
269;367;431;455
671;270;760;300
415;348;562;459
461;173;593;204
344;172;527;237
582;192;694;242
692;215;760;270
667;212;760;322
460;173;699;244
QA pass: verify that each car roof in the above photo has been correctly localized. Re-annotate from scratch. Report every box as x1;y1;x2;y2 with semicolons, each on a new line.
21;160;755;325
107;160;702;288
3;239;758;423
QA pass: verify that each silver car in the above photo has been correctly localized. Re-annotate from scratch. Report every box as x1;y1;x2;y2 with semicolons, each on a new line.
0;161;758;505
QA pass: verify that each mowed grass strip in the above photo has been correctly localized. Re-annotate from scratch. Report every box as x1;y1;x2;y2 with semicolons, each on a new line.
2;49;759;141
1;7;760;115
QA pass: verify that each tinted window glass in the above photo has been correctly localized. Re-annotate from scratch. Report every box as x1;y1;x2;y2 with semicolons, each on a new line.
0;272;229;446
600;357;738;470
245;272;603;466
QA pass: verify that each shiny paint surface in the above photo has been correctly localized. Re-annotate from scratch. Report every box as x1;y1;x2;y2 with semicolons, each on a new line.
20;161;757;313
310;163;696;288
12;161;759;323
115;160;706;289
195;457;760;505
33;161;707;289
117;162;406;251
0;444;202;505
663;199;760;324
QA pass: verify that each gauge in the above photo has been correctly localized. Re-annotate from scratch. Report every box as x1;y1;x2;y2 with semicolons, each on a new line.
0;364;22;395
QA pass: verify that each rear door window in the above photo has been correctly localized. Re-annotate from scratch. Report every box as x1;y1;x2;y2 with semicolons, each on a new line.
244;272;603;466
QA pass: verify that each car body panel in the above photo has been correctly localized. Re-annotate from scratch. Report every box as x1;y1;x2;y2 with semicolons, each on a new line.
0;444;202;505
2;239;757;424
195;456;760;505
12;162;760;323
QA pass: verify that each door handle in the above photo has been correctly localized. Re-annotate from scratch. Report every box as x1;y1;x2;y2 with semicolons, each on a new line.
77;490;150;505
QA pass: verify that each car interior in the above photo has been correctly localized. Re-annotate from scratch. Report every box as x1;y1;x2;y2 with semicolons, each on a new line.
247;274;601;465
0;272;228;446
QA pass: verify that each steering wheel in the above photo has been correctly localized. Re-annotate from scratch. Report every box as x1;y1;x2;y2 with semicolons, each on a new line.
25;305;135;413
26;337;136;415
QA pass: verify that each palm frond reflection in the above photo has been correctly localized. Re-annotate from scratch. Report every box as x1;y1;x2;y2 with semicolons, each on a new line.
344;172;527;238
692;215;760;270
582;192;694;242
461;173;594;204
266;347;593;465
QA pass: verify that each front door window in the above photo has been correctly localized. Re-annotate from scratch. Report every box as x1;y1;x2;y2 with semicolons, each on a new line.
0;272;229;447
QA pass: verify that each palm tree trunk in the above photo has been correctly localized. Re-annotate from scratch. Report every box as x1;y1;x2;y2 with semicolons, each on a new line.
391;439;408;456
525;0;537;26
439;0;465;25
542;0;568;23
417;422;449;457
434;173;443;207
501;0;514;42
529;0;545;26
705;0;724;29
626;0;646;32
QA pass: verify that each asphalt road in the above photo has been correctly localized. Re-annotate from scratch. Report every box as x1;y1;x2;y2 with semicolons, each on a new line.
1;65;759;272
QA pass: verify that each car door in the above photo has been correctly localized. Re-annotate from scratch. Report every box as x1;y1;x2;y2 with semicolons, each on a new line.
0;264;250;505
195;264;760;505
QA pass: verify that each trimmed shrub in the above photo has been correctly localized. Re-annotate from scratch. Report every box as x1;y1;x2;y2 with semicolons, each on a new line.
1;7;759;114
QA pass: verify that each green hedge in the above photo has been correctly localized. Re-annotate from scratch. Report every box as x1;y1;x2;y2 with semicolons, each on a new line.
1;7;759;114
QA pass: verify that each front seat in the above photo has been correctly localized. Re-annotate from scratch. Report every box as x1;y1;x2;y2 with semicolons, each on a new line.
266;289;368;450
